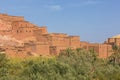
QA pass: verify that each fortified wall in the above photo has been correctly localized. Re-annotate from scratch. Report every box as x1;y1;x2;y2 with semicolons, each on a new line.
0;13;118;58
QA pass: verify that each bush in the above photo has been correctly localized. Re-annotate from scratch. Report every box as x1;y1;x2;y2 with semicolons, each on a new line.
0;48;120;80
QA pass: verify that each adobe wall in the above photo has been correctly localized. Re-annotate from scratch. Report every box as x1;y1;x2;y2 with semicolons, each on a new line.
33;29;48;42
0;13;116;58
0;14;24;21
80;41;89;50
89;43;112;58
69;36;80;49
89;44;99;53
0;19;12;31
11;21;36;28
36;44;50;56
0;19;13;36
49;46;57;55
12;27;36;40
0;41;50;58
33;29;43;36
48;35;81;55
98;44;109;58
24;41;50;56
0;30;12;36
0;46;29;58
38;26;48;34
32;35;48;45
49;46;69;55
115;38;120;45
106;38;120;46
107;38;115;45
10;21;48;40
49;33;67;37
11;22;37;40
45;33;70;47
50;36;69;47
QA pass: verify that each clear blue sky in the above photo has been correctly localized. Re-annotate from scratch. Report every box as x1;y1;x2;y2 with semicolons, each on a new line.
0;0;120;43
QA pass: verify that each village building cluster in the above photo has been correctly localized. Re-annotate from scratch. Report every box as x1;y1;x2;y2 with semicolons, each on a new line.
0;13;119;58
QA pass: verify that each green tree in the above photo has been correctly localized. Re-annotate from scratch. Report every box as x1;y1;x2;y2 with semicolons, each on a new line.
0;53;10;80
109;44;120;65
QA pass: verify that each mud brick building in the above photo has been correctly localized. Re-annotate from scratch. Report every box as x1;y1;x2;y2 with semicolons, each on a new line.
0;13;118;58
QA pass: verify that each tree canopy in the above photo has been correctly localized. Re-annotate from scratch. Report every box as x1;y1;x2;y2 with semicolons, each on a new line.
0;48;120;80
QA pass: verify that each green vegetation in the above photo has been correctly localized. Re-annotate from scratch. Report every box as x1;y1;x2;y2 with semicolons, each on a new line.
0;47;120;80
